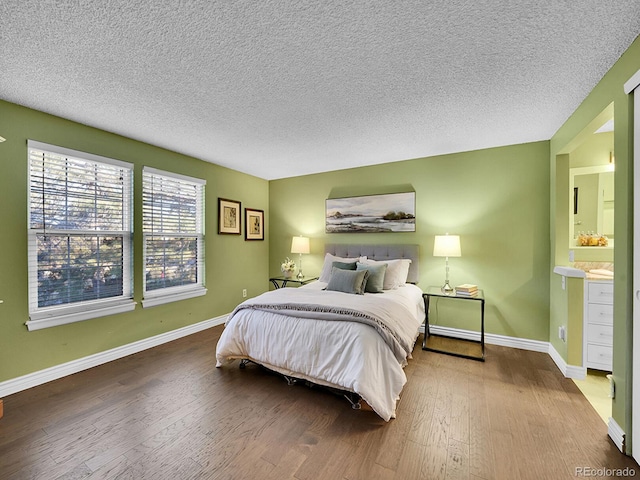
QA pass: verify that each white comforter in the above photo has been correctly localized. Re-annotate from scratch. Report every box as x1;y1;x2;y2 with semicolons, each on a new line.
215;282;425;421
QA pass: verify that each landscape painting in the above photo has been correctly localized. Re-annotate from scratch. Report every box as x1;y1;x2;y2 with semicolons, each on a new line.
326;192;416;233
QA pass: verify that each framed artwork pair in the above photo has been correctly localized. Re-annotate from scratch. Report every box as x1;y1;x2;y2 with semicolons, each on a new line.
218;198;264;240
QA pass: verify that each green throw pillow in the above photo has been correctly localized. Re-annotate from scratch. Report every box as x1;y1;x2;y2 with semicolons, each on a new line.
332;261;357;271
325;268;369;295
356;262;388;293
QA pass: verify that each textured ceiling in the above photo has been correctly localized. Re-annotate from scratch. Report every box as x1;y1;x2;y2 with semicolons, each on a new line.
1;1;639;180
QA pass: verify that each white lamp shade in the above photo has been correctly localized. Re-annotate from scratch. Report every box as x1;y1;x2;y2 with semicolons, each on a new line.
433;234;461;257
291;236;310;254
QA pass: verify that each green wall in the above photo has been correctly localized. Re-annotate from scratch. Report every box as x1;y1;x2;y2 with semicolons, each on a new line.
0;100;269;382
550;35;640;449
270;141;551;341
571;131;614;169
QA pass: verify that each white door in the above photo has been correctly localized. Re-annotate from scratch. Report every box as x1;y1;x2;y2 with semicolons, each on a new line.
627;69;640;463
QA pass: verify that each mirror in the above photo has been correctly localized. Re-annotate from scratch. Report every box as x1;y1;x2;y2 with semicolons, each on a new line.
570;165;614;247
566;110;614;250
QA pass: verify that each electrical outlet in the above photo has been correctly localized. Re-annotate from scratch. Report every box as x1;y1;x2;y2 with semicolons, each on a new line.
569;250;575;262
242;289;247;298
558;326;566;342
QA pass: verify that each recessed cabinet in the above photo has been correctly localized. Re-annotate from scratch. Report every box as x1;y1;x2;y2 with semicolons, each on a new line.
583;281;613;371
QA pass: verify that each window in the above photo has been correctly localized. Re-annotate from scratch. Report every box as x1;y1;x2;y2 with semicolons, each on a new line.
142;167;206;307
27;141;135;330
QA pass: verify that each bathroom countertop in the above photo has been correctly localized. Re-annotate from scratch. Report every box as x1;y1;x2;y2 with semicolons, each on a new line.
573;262;614;281
553;262;614;280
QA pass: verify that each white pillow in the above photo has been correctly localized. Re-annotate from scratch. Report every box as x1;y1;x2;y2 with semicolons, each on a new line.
363;258;412;289
319;253;367;282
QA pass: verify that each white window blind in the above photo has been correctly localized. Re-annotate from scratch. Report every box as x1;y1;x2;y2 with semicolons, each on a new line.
142;167;206;306
27;140;135;330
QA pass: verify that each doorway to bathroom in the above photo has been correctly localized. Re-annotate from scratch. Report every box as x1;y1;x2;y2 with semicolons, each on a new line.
561;103;615;422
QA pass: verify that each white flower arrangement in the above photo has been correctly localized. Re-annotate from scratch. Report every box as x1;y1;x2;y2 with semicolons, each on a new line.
281;257;296;272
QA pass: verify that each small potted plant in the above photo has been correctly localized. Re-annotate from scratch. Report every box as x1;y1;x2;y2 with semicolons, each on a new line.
281;257;296;278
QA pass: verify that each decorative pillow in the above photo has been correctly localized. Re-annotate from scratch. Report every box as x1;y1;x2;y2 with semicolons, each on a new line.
332;261;357;271
318;253;366;282
356;262;387;293
325;268;369;295
363;258;412;289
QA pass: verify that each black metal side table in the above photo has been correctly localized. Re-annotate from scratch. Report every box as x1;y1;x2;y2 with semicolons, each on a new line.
422;286;485;361
269;276;319;289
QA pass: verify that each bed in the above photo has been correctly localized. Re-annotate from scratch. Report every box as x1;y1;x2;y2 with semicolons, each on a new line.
215;244;425;421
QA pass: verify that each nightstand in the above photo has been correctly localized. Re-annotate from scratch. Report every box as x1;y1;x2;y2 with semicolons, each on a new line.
269;276;319;289
422;286;485;361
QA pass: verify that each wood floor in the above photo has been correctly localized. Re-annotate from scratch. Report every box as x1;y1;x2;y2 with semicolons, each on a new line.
1;326;637;480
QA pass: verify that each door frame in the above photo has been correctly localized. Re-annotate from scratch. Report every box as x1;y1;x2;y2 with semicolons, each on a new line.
625;68;640;462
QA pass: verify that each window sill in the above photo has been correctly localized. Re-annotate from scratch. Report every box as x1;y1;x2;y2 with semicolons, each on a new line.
142;286;207;308
27;299;137;331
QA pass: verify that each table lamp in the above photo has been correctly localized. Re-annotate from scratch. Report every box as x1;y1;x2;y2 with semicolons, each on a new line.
291;236;310;280
433;234;461;293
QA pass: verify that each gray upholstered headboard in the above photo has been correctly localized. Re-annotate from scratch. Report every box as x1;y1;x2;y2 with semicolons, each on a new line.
324;244;420;284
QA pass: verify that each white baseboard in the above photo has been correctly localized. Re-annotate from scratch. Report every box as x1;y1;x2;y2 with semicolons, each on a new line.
427;325;549;353
427;326;588;379
0;315;228;398
548;343;587;380
608;416;626;453
7;321;548;400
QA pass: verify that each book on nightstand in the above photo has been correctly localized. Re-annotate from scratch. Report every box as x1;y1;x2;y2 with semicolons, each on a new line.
455;284;478;296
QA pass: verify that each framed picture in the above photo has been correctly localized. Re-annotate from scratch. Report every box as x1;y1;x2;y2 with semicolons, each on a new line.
218;198;241;234
326;192;416;233
245;208;264;240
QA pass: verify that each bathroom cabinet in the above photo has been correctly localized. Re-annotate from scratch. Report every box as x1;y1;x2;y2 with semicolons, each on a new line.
583;280;613;371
